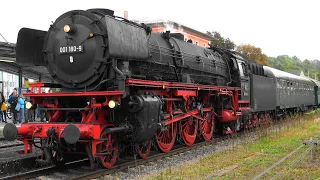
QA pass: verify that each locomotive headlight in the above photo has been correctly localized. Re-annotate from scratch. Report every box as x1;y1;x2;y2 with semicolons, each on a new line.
108;100;120;109
26;102;32;109
63;25;71;33
63;24;76;34
108;100;116;109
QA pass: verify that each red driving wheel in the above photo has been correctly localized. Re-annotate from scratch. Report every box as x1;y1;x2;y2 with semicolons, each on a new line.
136;140;152;159
96;129;118;168
155;122;177;153
200;111;214;141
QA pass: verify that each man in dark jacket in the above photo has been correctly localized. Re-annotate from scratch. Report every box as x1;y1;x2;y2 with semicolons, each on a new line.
8;91;18;124
8;88;17;99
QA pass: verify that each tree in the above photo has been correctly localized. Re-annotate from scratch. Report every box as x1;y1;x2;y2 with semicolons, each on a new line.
206;31;236;50
267;55;320;79
236;44;269;66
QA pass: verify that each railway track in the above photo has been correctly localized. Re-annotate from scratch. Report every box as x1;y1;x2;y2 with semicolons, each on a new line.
0;129;251;180
0;140;40;149
0;121;285;180
0;142;23;149
0;140;217;180
70;141;217;180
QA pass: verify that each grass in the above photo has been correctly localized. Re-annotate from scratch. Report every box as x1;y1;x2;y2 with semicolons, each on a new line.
142;111;320;180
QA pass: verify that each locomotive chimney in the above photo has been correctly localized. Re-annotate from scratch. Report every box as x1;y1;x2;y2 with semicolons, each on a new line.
124;11;128;19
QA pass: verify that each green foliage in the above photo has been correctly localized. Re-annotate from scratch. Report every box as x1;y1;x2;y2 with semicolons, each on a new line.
206;31;236;50
267;55;320;79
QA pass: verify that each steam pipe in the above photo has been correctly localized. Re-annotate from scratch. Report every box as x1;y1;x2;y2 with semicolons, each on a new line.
106;125;130;134
112;59;125;79
112;59;125;91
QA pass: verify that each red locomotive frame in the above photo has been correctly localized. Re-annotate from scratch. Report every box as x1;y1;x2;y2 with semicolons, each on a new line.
11;78;249;168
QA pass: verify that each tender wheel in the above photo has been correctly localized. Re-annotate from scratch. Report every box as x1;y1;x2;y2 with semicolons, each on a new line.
156;122;177;153
200;111;214;141
136;140;152;159
96;129;118;168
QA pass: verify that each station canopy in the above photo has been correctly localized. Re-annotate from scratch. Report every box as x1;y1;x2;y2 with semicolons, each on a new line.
0;41;52;82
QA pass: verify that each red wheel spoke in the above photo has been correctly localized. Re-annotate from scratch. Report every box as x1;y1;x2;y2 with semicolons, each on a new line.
156;123;177;153
179;98;199;147
136;140;152;159
96;128;118;169
200;111;214;141
180;118;198;146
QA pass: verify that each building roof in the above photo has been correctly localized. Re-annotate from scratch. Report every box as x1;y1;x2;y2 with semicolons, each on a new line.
133;18;213;40
288;70;303;76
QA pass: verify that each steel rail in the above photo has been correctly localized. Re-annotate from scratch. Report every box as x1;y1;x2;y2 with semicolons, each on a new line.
0;120;281;180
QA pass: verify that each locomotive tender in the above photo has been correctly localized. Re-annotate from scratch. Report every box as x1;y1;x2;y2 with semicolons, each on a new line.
3;8;319;168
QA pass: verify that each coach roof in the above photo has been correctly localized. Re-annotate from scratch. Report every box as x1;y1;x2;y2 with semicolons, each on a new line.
263;66;315;86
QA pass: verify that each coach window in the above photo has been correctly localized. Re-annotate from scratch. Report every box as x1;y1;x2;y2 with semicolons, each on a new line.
292;83;295;95
309;86;312;95
298;84;301;95
282;81;285;95
279;80;281;95
278;83;280;95
298;83;300;95
304;85;307;95
280;80;283;95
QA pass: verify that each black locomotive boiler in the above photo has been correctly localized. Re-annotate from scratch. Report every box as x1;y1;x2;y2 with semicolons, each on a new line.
16;9;233;91
3;8;318;169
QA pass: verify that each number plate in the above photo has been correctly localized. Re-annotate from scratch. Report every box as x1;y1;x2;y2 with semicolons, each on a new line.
59;45;83;54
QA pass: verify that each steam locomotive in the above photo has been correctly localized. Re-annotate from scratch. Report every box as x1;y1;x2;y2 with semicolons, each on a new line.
3;8;318;168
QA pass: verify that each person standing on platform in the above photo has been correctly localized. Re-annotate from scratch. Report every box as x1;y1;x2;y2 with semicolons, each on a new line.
8;91;18;124
0;92;3;123
17;94;25;124
0;92;7;123
8;88;17;100
23;78;29;88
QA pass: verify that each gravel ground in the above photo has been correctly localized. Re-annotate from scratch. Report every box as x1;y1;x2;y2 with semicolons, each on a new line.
94;124;282;180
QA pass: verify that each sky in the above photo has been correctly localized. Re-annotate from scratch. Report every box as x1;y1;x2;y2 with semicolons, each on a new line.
1;0;320;60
